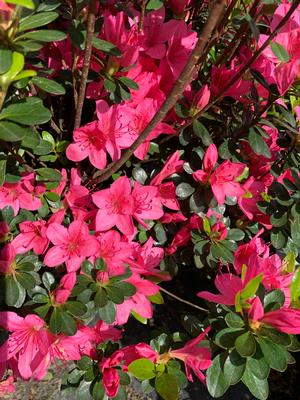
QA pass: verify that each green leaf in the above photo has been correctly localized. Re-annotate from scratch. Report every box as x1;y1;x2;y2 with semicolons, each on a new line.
146;0;163;10
4;276;24;307
36;167;62;181
97;300;116;324
0;121;30;141
128;358;156;380
176;182;195;199
0;52;24;90
0;159;7;186
264;289;285;312
0;99;51;125
111;281;136;297
60;310;77;336
77;356;93;371
148;291;164;304
240;273;263;301
0;49;12;74
92;381;105;399
4;0;34;8
271;229;287;249
118;76;139;90
258;338;288;372
248;128;271;158
92;37;121;56
226;229;245;241
131;310;147;324
291;216;300;243
19;11;59;32
270;42;290;63
206;354;230;397
215;328;245;349
224;350;246;385
242;366;269;400
94;287;108;308
49;307;63;334
17;30;66;42
155;373;179;400
247;348;270;380
16;272;36;289
235;332;256;357
106;286;125;304
225;313;244;328
65;301;87;316
291;268;300;303
193;120;212;146
42;271;55;291
31;76;65;94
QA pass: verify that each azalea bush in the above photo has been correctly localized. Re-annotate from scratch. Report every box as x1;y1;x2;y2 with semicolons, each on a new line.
0;0;300;399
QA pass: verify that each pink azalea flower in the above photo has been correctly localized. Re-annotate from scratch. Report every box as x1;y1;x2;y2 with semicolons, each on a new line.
118;98;174;160
160;212;187;224
168;327;212;383
193;144;245;204
238;177;271;228
198;273;245;305
12;210;64;255
0;174;45;216
0;312;51;380
101;11;138;68
122;343;158;367
0;221;10;242
99;350;124;398
53;272;77;304
234;232;269;274
150;150;184;186
211;62;252;101
66;101;123;169
92;176;135;236
191;84;211;112
91;230;133;275
248;297;300;334
115;273;159;325
167;0;192;16
0;376;15;396
132;182;163;228
128;237;169;280
0;243;16;274
210;161;246;205
44;220;100;272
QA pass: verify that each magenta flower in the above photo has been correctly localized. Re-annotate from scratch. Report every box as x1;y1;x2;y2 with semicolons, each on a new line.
151;150;184;186
115;273;159;325
132;182;163;227
44;220;100;272
12;210;64;255
198;273;244;306
0;312;51;380
92;176;135;236
248;297;300;334
99;350;124;398
0;244;16;274
168;327;212;383
66;101;123;170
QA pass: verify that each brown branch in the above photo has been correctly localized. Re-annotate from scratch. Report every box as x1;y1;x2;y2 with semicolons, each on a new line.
91;0;226;185
73;0;97;130
138;0;147;33
159;287;209;313
176;0;300;134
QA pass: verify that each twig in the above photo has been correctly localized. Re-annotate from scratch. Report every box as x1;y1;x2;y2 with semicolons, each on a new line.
90;0;226;185
176;0;300;134
74;0;97;129
138;0;147;33
159;287;209;313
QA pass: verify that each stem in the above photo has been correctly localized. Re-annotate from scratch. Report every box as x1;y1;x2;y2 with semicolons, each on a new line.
73;0;97;130
91;0;226;185
178;0;300;133
159;287;209;313
0;91;7;111
138;0;147;33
